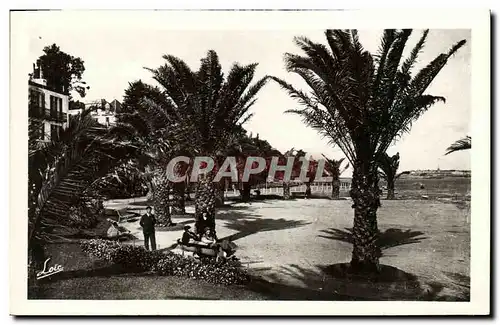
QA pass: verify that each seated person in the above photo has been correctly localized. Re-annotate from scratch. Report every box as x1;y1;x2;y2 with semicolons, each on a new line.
218;239;237;256
200;227;217;247
181;225;199;245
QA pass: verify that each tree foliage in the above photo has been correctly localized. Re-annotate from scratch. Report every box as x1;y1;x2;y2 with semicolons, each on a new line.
272;29;466;165
28;110;138;245
445;136;471;155
143;50;269;157
37;43;89;98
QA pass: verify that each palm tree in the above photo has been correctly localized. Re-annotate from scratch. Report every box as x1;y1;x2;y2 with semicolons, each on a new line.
118;80;187;225
271;29;466;272
377;152;410;200
144;50;268;236
322;155;350;199
445;136;471;155
28;110;137;280
278;148;306;200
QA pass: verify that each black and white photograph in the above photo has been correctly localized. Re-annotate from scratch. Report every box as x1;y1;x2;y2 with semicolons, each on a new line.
9;9;490;316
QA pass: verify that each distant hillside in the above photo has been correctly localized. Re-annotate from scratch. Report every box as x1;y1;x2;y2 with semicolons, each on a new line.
403;170;471;178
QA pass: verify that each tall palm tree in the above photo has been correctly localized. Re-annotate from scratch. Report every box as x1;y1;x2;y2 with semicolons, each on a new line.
271;29;466;272
377;152;410;200
28;110;137;280
144;50;268;236
118;80;187;225
322;155;350;199
445;136;471;155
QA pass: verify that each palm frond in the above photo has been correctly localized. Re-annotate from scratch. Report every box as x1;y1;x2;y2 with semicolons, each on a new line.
29;112;138;245
445;136;471;155
395;170;411;179
400;29;429;77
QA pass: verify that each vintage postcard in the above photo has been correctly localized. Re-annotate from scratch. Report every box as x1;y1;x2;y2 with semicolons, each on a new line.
9;9;490;316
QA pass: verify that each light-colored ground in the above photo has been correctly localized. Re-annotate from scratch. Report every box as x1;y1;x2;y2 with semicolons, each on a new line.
105;197;470;300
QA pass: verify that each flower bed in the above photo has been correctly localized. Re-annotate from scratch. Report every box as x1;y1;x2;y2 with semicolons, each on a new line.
80;239;250;285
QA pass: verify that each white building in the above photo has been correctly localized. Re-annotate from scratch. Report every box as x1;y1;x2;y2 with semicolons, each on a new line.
68;98;121;127
28;63;69;142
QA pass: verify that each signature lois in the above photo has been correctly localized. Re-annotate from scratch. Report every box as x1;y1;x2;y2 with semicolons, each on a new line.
36;258;64;280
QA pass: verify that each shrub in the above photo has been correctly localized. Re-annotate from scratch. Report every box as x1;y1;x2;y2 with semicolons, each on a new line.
80;238;121;261
80;239;250;285
154;255;250;285
110;245;164;271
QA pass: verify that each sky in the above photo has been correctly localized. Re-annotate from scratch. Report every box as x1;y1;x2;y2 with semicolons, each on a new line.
23;12;471;174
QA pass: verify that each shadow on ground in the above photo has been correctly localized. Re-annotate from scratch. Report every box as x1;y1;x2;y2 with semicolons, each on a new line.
257;263;469;301
246;276;363;300
219;218;311;242
319;227;427;256
155;219;195;232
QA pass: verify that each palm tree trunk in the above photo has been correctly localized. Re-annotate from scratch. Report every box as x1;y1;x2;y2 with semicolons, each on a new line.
194;172;217;237
240;183;251;202
332;179;340;199
386;180;395;200
145;180;154;201
152;173;172;227
215;183;225;207
171;181;186;215
305;182;312;198
283;182;291;200
349;160;382;273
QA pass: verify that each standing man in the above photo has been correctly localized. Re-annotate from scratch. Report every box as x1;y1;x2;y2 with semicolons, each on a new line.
140;206;156;251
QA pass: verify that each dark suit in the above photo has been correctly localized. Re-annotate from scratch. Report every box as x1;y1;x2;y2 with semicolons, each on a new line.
140;213;156;251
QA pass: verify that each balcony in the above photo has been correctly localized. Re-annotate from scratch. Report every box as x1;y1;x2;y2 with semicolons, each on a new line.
45;109;67;123
29;105;67;123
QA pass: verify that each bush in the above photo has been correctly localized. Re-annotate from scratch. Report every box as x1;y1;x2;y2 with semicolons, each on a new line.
80;238;121;261
110;245;164;271
154;255;250;285
80;239;250;285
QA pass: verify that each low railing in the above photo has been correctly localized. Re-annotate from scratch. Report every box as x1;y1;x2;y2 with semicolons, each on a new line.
223;182;352;197
45;109;67;123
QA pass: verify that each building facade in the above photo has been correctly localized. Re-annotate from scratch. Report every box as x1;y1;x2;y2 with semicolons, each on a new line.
28;63;69;142
68;98;121;127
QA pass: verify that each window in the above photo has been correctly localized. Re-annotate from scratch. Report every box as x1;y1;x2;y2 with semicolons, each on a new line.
29;89;45;116
50;95;57;117
29;90;39;107
50;124;59;141
49;95;64;120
